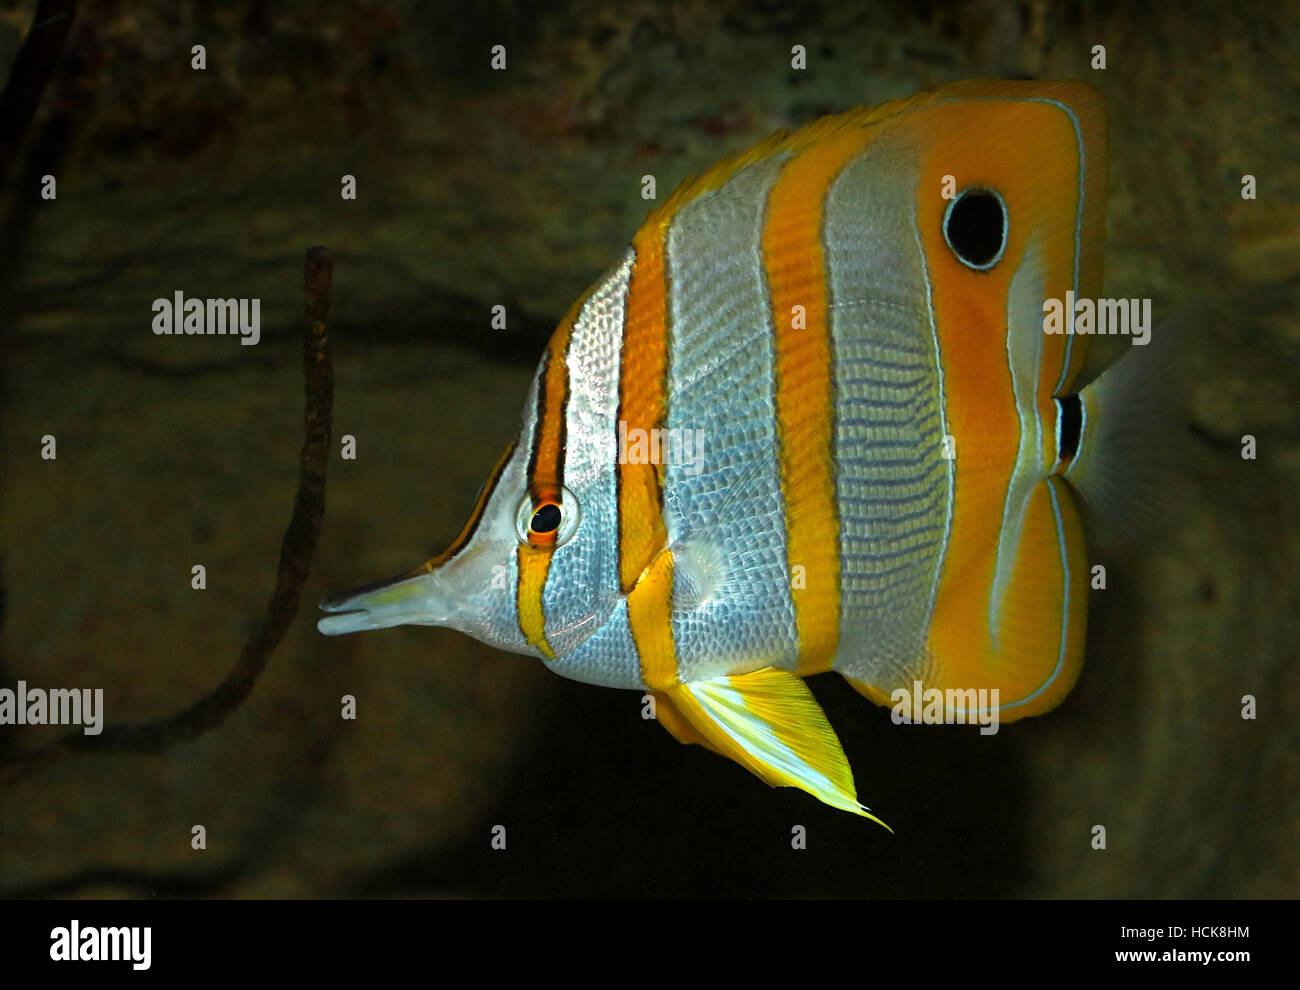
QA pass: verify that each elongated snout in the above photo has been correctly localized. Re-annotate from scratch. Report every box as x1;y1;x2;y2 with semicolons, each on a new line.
317;565;450;635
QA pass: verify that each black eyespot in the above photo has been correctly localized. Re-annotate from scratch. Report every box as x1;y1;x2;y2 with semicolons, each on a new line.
1056;394;1082;462
530;502;562;534
943;188;1007;270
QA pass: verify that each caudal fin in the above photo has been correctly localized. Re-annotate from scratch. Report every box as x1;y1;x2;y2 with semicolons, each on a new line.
1063;314;1194;539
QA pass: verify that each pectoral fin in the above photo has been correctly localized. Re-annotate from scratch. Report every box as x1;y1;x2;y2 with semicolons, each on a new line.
664;667;890;829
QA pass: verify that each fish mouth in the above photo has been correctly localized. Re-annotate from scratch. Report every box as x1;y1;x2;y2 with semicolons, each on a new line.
316;566;450;636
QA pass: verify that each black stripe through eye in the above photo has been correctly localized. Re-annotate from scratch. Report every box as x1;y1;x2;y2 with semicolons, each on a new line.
531;503;562;534
1058;394;1082;461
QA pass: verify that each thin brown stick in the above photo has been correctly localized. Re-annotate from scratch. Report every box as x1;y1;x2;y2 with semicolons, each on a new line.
0;0;78;185
0;247;334;785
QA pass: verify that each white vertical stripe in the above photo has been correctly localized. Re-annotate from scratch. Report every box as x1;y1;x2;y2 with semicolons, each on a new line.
660;153;798;681
536;252;635;666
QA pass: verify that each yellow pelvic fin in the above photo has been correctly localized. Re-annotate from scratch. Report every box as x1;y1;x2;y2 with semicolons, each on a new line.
649;690;723;756
666;667;890;829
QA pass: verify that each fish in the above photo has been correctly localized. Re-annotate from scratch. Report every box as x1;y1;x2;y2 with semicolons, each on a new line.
319;79;1141;824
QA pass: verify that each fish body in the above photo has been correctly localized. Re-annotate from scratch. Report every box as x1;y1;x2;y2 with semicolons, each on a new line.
320;79;1123;821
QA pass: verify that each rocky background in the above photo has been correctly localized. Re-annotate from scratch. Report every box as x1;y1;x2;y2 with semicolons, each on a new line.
0;0;1295;897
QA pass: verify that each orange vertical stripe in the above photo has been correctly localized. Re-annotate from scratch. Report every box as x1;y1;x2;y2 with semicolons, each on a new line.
528;298;582;489
617;230;672;594
762;127;875;675
616;128;799;597
619;225;679;684
516;299;582;657
627;548;678;690
906;93;1091;696
516;549;556;657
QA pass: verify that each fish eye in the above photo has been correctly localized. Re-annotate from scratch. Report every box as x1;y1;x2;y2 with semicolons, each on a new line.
942;187;1007;271
514;485;581;549
531;503;561;533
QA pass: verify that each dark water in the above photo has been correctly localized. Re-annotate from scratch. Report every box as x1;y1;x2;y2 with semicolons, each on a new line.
0;0;1295;899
